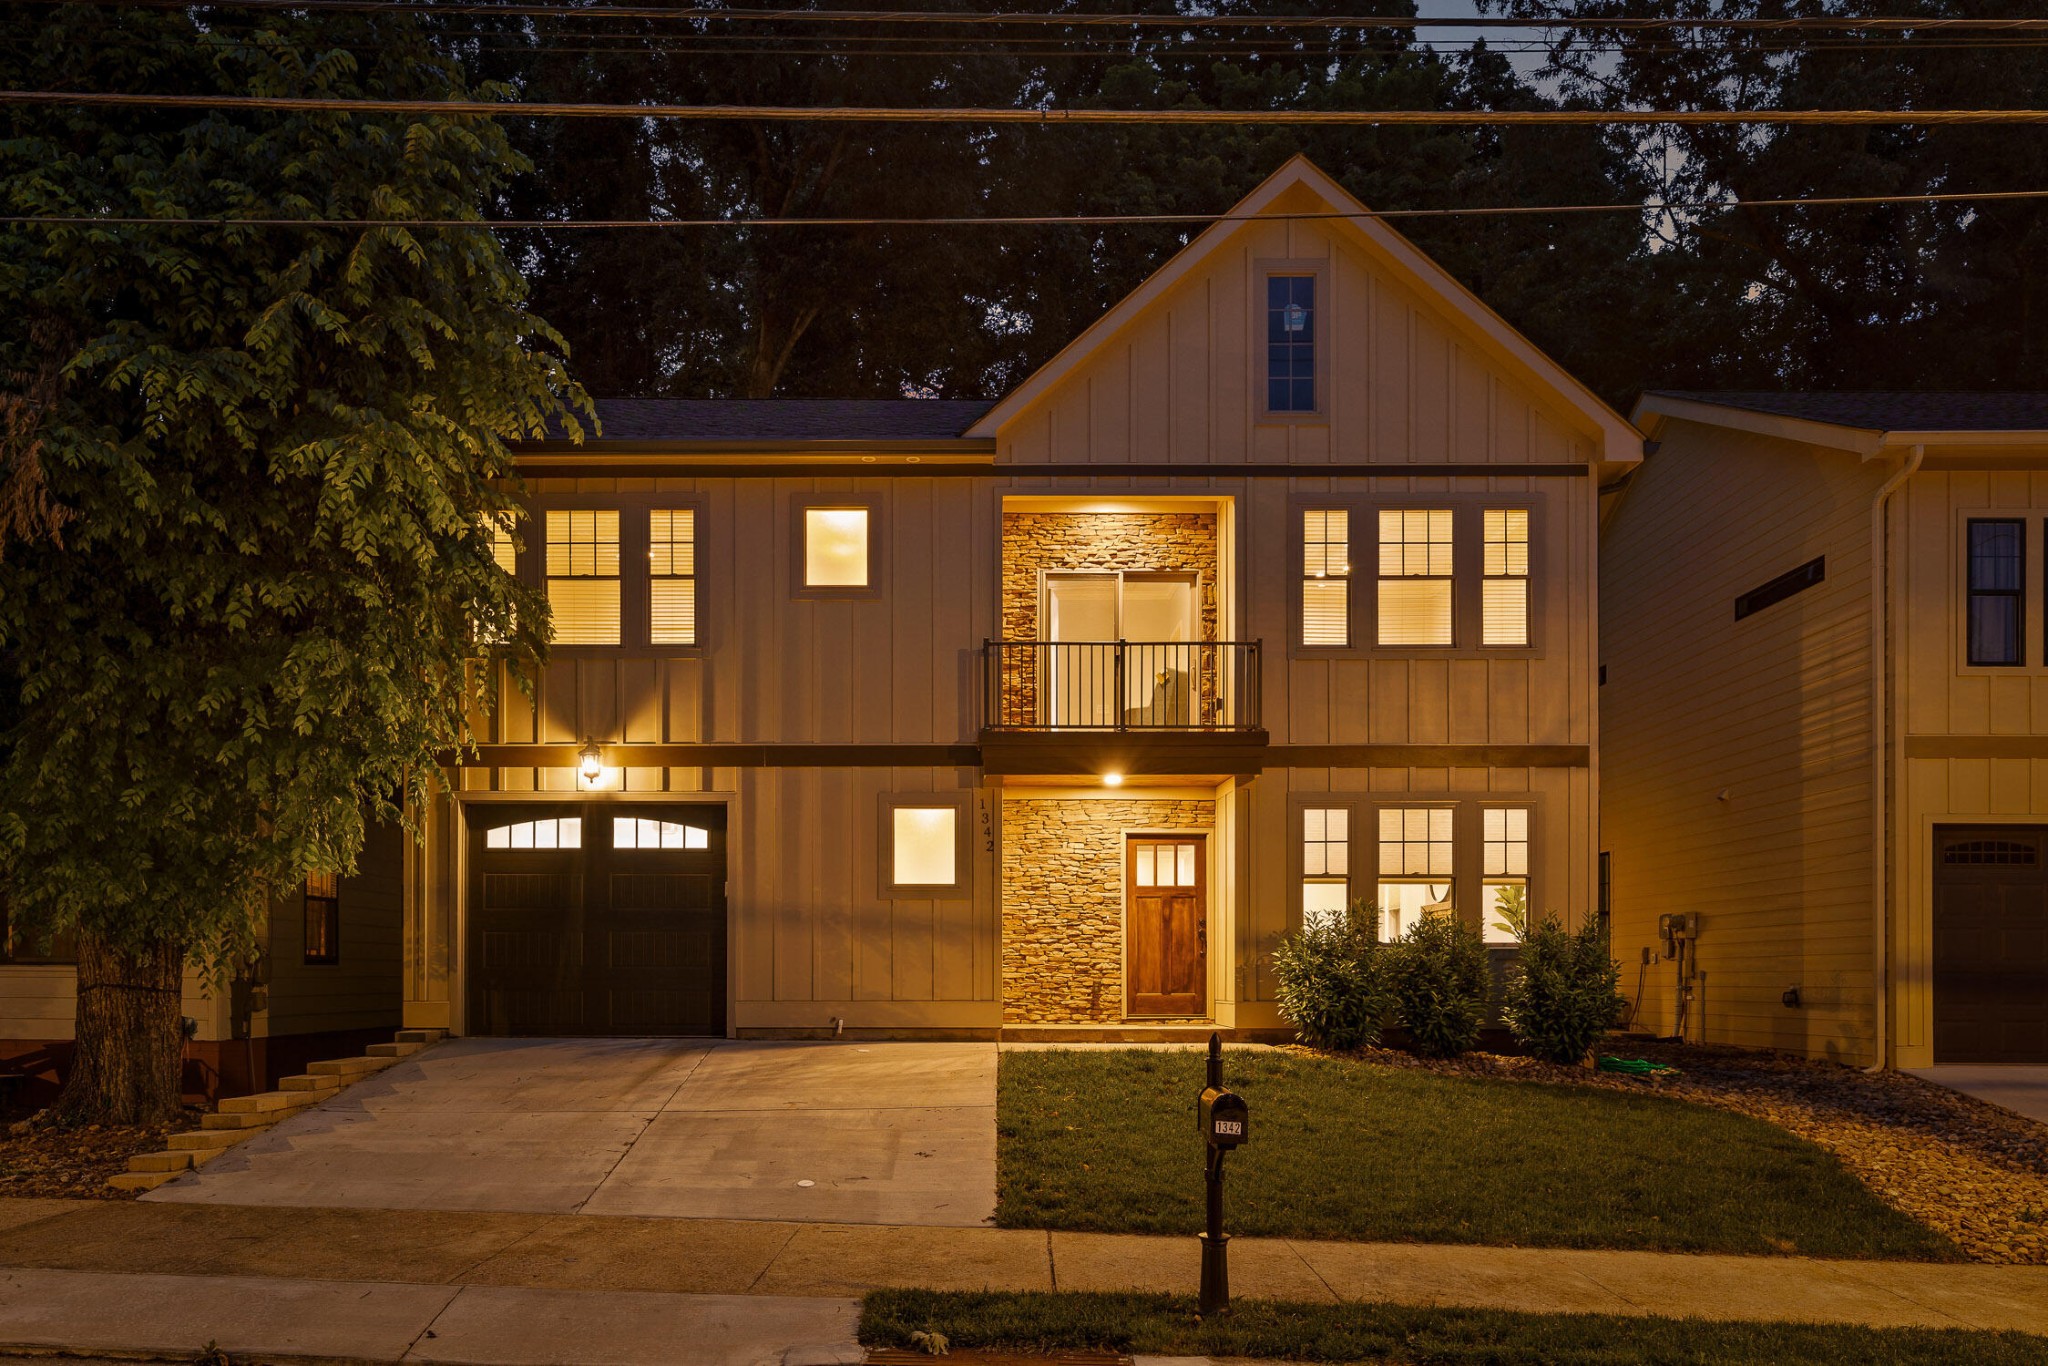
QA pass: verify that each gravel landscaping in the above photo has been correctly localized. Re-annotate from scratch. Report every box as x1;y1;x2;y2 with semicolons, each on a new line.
0;1106;199;1200
1345;1040;2048;1266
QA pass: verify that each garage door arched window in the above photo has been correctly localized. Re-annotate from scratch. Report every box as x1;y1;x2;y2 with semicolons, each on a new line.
613;817;710;850
484;817;583;850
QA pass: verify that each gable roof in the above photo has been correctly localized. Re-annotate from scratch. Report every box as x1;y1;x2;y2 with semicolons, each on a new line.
1647;391;2048;434
571;398;994;445
965;155;1640;466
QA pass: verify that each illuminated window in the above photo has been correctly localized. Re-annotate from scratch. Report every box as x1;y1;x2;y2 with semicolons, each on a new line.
484;818;583;850
1133;839;1200;887
487;513;519;574
304;872;340;966
1378;510;1454;645
612;817;709;850
1482;807;1530;945
1483;509;1530;646
891;806;957;887
649;509;697;645
1266;275;1316;412
1301;510;1350;646
1378;807;1453;939
1302;807;1349;931
804;507;870;588
546;510;620;645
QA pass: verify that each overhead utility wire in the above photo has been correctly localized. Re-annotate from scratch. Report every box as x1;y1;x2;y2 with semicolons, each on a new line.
10;188;2046;230
30;1;2048;31
11;91;2048;125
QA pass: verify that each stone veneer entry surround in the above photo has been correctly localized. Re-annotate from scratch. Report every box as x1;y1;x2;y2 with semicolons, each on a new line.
1000;797;1214;1023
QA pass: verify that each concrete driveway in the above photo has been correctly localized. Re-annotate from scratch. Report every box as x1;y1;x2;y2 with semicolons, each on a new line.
1906;1065;2048;1124
146;1038;996;1226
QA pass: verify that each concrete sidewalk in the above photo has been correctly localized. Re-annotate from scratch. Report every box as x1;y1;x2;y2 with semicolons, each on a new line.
4;1196;2048;1341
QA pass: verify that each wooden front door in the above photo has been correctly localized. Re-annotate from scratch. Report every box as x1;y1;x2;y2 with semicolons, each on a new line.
1126;835;1207;1017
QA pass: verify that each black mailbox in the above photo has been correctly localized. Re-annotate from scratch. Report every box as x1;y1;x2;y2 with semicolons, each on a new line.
1199;1086;1248;1149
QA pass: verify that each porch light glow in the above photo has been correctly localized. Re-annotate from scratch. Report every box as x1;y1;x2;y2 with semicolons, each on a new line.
1103;772;1124;788
577;740;605;785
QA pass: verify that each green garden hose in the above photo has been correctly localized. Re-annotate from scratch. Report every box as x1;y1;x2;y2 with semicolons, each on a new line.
1597;1056;1681;1076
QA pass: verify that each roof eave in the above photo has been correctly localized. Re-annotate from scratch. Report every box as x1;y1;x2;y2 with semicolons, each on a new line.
512;438;996;460
1631;394;1886;458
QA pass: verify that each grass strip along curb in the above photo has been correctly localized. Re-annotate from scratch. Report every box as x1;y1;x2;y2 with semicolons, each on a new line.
861;1290;2048;1366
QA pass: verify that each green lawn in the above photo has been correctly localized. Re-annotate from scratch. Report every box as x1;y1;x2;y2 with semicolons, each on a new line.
863;1290;2047;1366
997;1048;1957;1260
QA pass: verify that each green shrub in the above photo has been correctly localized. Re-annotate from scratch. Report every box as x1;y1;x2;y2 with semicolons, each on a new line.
1272;898;1395;1051
1501;909;1627;1065
1389;912;1489;1058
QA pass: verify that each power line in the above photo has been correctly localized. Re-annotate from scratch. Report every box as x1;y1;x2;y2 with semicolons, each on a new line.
9;188;2045;231
10;90;2048;125
26;1;2048;32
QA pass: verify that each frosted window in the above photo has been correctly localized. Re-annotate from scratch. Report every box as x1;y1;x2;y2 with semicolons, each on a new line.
485;818;582;850
1132;839;1199;888
805;507;870;588
649;509;697;645
1483;509;1530;646
1301;510;1350;646
546;510;620;645
612;818;709;850
892;806;956;886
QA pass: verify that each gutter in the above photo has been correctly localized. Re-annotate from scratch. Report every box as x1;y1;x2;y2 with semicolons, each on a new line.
1866;442;1924;1072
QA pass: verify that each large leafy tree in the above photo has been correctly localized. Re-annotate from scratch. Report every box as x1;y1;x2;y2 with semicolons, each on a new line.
0;4;580;1123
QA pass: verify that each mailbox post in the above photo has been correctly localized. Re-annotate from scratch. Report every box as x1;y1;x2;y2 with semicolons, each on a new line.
1196;1031;1247;1316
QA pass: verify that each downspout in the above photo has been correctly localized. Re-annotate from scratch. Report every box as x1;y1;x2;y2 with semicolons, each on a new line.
1866;443;1923;1072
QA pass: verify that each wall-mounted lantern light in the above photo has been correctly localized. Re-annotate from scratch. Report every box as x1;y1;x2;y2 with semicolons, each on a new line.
1282;301;1309;333
577;740;605;787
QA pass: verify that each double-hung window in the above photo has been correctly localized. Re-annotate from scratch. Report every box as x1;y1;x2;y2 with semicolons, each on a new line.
1265;275;1316;413
546;510;621;645
1301;807;1350;931
1377;510;1455;645
649;509;698;645
1301;510;1351;646
1377;808;1453;940
1482;509;1531;646
1482;808;1531;945
1967;519;2024;666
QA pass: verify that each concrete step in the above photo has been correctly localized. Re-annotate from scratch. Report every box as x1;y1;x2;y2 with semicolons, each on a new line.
107;1171;176;1193
365;1041;424;1058
169;1129;260;1151
308;1055;393;1078
279;1073;343;1093
217;1091;294;1115
125;1151;192;1174
201;1112;279;1131
395;1029;446;1044
185;1145;224;1169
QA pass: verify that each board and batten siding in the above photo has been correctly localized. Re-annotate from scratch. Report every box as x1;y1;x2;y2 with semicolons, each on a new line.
1892;461;2048;1066
1601;419;1886;1063
994;207;1597;469
262;822;404;1039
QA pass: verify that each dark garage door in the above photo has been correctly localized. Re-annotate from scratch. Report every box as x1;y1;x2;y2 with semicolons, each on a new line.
1933;824;2048;1064
467;803;727;1036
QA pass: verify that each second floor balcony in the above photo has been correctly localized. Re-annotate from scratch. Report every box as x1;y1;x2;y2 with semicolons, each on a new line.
982;639;1263;733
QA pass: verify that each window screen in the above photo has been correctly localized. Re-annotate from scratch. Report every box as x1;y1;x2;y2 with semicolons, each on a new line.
1266;275;1316;412
649;509;697;645
546;510;621;645
1967;519;2024;666
1482;509;1529;646
1378;510;1455;645
1301;510;1350;646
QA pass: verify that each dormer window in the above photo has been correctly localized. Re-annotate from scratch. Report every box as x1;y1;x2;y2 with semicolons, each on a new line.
1265;274;1317;413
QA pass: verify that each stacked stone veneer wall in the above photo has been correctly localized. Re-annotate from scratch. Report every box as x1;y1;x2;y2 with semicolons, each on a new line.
1001;797;1214;1022
997;513;1219;726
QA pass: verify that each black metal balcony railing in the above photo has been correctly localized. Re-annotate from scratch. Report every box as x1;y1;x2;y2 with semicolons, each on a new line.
982;640;1263;732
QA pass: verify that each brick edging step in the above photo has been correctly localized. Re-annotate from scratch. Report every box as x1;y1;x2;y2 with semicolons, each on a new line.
110;1028;447;1192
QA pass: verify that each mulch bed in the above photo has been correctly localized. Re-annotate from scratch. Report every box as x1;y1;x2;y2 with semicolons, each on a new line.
0;1105;203;1200
1313;1039;2048;1265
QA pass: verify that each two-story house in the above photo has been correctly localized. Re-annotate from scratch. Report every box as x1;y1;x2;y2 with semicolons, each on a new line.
1603;392;2048;1069
386;157;1636;1043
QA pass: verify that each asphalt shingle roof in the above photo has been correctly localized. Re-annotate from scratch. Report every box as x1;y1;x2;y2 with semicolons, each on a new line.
1652;391;2048;433
571;398;995;443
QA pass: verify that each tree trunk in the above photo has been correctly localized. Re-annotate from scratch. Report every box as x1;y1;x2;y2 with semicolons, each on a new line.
51;929;186;1126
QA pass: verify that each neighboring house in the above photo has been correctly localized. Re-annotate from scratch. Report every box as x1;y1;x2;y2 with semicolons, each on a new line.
1603;392;2048;1068
389;156;1638;1042
1;824;403;1103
